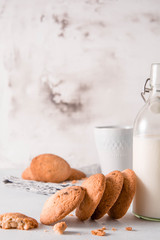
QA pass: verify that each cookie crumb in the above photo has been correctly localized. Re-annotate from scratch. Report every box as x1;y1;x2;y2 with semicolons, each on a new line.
44;229;49;232
76;233;81;235
62;182;67;184
101;227;106;230
68;214;74;217
112;227;117;231
91;227;106;236
72;180;78;184
53;222;67;234
125;227;132;231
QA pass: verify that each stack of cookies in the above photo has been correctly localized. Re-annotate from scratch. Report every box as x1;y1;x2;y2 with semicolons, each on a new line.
1;153;136;231
22;153;86;182
0;169;136;232
21;153;136;223
40;169;136;224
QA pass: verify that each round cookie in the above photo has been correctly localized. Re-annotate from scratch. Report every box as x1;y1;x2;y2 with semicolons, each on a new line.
75;173;106;221
108;169;136;219
0;212;38;230
67;168;86;181
91;170;124;220
22;167;35;180
40;186;85;225
30;153;71;183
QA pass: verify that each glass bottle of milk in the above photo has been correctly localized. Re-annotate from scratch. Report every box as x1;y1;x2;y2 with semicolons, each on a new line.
133;63;160;221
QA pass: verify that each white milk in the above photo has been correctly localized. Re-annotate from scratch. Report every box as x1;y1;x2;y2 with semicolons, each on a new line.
133;135;160;219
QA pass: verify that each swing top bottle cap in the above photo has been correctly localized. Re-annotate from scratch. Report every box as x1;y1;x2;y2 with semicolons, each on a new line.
150;63;160;87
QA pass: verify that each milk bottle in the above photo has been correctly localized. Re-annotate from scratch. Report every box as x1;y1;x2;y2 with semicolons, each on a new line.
133;63;160;221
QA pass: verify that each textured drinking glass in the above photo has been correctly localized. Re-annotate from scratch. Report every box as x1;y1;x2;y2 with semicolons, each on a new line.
94;126;133;174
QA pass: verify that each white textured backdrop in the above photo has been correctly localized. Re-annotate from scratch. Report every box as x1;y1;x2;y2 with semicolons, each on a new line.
0;0;160;168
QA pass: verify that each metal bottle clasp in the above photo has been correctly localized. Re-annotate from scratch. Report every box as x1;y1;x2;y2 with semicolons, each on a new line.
141;78;151;102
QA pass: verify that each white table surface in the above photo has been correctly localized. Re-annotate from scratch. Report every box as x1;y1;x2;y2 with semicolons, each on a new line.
0;169;160;240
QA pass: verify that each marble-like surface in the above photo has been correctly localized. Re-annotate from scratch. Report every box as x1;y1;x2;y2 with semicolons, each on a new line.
0;0;160;168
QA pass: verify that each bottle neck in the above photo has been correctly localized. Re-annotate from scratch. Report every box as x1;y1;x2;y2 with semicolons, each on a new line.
149;63;160;100
148;86;160;101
